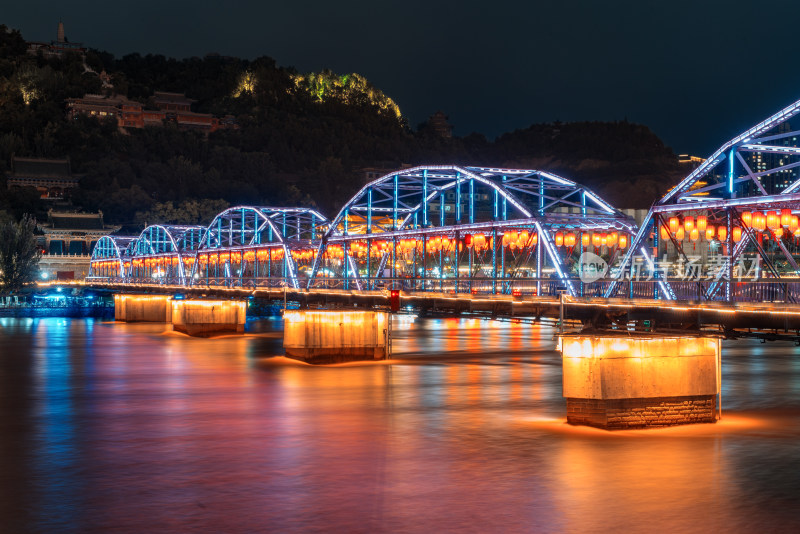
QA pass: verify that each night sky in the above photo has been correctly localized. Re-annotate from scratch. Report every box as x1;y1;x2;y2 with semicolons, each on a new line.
7;1;800;156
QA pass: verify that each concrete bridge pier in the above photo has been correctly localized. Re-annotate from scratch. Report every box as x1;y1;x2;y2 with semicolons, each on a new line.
114;294;172;322
283;309;390;364
114;294;246;336
559;334;721;429
171;299;247;337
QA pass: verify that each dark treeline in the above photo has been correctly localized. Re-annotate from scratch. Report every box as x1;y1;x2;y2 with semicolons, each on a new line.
0;24;683;229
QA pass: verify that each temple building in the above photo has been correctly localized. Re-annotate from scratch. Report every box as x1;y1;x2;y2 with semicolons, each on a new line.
427;111;453;138
6;157;81;200
37;210;120;280
66;91;236;132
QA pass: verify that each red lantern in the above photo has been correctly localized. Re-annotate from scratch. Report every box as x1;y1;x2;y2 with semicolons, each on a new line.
767;211;780;230
781;209;792;227
669;217;679;233
697;215;707;233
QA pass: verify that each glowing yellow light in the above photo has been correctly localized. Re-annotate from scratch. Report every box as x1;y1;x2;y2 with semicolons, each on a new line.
669;217;679;233
697;215;707;233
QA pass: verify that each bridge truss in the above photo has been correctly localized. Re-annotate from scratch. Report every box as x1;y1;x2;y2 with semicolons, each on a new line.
90;166;634;297
606;96;800;301
306;165;634;296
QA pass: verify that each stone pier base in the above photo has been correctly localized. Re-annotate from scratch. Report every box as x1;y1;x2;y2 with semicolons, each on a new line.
114;294;171;322
560;334;721;429
283;310;389;364
171;299;246;337
566;395;716;429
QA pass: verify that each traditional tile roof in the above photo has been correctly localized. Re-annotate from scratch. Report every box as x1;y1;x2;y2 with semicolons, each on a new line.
12;157;72;178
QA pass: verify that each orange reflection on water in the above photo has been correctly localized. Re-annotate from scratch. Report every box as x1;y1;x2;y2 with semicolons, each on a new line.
6;317;799;532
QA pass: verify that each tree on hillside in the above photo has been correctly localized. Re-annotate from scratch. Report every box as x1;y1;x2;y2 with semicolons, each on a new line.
0;214;41;294
134;199;230;226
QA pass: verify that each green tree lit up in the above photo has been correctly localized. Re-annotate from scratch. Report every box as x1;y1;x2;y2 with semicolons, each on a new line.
291;70;402;120
0;214;41;294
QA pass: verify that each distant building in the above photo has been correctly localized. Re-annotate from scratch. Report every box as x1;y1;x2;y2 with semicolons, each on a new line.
6;157;81;200
66;91;236;132
360;164;414;184
678;154;705;167
427;111;453;138
26;21;86;58
744;121;798;194
36;210;120;280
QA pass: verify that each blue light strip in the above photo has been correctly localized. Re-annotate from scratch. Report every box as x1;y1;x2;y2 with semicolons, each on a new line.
423;169;428;226
728;148;735;195
455;173;461;223
502;175;507;220
367;188;372;234
469;178;475;224
393;174;399;229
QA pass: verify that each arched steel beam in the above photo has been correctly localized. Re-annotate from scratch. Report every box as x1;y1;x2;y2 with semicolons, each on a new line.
90;235;136;280
662;96;800;204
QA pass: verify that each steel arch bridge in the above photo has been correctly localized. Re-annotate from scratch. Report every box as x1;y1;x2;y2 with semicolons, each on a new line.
90;166;635;297
605;96;800;302
306;165;634;296
90;207;330;290
192;206;328;289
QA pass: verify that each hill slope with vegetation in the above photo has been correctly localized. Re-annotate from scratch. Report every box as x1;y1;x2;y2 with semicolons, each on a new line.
0;24;684;228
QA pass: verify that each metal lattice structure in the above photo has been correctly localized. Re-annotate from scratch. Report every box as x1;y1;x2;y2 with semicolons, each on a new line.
306;165;634;296
606;96;800;302
91;207;329;289
127;225;206;285
90;166;634;296
192;206;328;289
89;235;137;280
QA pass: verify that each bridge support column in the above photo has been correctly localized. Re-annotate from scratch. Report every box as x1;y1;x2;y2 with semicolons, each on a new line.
283;309;389;364
171;299;247;337
559;334;720;429
114;294;172;322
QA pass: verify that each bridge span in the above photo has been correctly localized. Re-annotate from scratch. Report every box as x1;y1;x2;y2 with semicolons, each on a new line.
87;279;800;341
85;96;800;340
80;95;800;427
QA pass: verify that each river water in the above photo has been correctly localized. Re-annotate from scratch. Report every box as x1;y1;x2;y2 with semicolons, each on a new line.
1;316;799;533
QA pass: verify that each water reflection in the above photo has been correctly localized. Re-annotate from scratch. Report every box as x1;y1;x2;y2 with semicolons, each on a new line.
0;317;798;532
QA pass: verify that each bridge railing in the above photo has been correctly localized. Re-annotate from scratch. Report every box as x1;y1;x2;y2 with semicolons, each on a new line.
86;275;800;303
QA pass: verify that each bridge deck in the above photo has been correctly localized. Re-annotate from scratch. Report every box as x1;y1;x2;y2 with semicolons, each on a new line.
80;281;800;339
